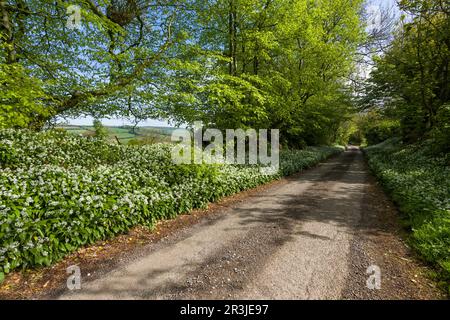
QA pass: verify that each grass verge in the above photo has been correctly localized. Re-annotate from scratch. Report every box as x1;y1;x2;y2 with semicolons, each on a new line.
364;138;450;293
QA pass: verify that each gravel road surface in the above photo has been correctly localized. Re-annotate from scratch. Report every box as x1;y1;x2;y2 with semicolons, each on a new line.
60;148;443;300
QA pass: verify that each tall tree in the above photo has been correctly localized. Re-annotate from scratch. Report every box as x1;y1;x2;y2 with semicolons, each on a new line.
364;0;450;146
160;0;364;146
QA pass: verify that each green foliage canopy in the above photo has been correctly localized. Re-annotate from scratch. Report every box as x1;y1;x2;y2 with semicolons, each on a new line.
363;0;450;150
1;0;365;146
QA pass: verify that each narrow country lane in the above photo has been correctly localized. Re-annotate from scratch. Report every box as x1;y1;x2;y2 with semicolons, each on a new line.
59;148;442;300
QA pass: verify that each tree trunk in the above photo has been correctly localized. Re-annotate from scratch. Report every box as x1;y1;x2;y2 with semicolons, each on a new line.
228;0;237;75
0;1;16;63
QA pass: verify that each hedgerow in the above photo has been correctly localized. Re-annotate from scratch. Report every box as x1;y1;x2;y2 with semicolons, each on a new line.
364;138;450;291
0;129;342;275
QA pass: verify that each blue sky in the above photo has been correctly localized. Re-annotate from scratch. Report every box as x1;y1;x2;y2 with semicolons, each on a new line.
371;0;398;10
374;0;396;6
66;0;399;128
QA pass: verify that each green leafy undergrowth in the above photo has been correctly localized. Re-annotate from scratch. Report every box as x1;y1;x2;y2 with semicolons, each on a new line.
364;138;450;292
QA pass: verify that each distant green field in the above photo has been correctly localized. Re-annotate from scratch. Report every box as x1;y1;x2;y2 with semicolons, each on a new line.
59;125;176;144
